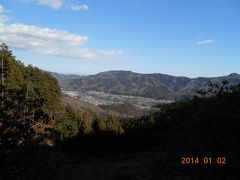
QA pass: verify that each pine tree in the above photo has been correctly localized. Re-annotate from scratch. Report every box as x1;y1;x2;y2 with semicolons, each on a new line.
0;44;62;149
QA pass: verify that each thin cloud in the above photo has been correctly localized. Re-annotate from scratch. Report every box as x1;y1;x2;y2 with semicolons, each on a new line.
0;4;4;13
37;0;64;10
18;0;34;3
0;13;122;60
18;0;64;9
0;4;9;24
18;0;90;11
196;39;214;45
69;4;89;12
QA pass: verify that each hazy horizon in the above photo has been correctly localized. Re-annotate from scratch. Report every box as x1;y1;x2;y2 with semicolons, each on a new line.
1;0;240;77
50;69;239;79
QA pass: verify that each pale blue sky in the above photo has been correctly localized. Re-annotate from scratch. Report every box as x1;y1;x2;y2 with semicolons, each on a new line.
0;0;240;77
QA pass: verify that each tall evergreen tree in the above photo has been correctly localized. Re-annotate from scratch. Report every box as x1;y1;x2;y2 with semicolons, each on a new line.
0;44;62;149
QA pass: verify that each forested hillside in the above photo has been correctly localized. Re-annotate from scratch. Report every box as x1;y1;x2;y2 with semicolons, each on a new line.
0;43;62;149
1;44;240;179
0;44;123;150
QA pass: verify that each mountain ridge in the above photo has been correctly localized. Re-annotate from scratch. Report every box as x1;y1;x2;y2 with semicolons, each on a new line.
54;70;240;100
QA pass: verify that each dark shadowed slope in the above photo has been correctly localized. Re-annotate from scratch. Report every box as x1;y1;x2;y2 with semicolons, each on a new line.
2;85;240;180
61;95;107;117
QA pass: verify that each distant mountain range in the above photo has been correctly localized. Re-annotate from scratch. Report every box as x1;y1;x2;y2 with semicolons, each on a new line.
48;72;82;86
48;72;82;81
52;70;240;100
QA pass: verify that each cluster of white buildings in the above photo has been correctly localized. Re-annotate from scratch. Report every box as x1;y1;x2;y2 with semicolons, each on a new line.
62;89;173;107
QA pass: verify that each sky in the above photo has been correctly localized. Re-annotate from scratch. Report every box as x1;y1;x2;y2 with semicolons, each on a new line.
0;0;240;77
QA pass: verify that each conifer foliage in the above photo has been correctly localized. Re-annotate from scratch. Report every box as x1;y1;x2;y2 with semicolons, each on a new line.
0;44;62;149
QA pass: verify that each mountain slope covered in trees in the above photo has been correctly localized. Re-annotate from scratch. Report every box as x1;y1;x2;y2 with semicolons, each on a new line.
62;70;240;100
1;45;240;179
0;44;63;149
2;74;240;179
0;44;124;149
